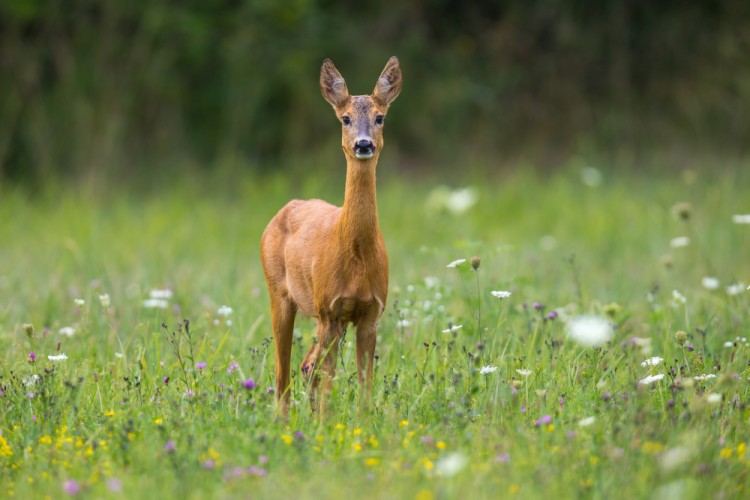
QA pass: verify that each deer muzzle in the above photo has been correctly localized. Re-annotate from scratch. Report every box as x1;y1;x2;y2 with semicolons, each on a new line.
354;139;375;159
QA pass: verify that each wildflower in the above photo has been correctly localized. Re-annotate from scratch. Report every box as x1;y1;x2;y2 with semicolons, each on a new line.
63;479;81;495
294;431;305;441
532;302;544;311
59;327;75;337
104;410;115;417
675;330;688;346
217;305;233;316
227;361;239;374
491;290;512;299
196;362;207;371
163;376;170;385
470;256;481;270
671;202;692;221
706;393;722;404
442;324;463;333
150;289;173;299
732;214;750;224
184;390;195;398
23;374;40;387
28;352;36;363
74;299;85;307
435;452;467;477
479;365;497;375
495;452;510;463
638;374;665;385
446;258;466;268
164;441;176;452
670;236;690;248
242;379;256;390
436;441;446;450
545;311;558;320
534;415;552;426
396;319;411;328
143;298;169;309
516;369;532;377
566;315;613;347
48;353;68;361
672;290;686;304
641;357;664;367
364;458;380;467
701;277;720;290
23;323;34;337
106;478;122;493
578;416;596;427
693;374;716;381
724;341;734;348
726;282;746;296
98;293;111;308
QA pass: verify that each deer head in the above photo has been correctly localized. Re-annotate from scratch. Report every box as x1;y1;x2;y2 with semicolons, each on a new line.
320;57;402;161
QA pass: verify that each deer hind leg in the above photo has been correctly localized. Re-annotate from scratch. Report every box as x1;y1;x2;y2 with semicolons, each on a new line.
355;313;379;406
307;319;343;415
270;293;296;415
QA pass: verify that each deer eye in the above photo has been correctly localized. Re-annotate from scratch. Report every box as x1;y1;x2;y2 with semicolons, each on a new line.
342;116;351;125
375;115;384;125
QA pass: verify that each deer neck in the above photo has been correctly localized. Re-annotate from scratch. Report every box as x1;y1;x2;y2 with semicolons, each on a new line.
338;156;380;252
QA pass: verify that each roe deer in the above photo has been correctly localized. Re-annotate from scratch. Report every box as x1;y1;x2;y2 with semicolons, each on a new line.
260;57;402;414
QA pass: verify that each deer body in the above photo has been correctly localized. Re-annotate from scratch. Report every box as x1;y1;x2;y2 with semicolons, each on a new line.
261;57;402;413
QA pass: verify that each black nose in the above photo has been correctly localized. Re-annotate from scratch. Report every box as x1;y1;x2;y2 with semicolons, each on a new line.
356;139;373;149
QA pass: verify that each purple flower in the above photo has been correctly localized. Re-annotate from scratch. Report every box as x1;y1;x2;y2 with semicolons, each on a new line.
63;479;81;495
184;390;195;398
203;460;215;469
521;405;526;414
227;362;239;375
566;431;577;439
259;455;269;464
545;311;558;320
247;466;267;477
26;392;35;399
533;302;544;311
294;431;305;441
28;352;36;363
163;376;170;385
495;452;510;463
196;362;207;371
164;441;176;452
602;391;611;402
106;478;122;493
266;386;275;395
421;436;433;445
242;378;256;390
534;415;552;426
558;396;566;406
686;343;694;352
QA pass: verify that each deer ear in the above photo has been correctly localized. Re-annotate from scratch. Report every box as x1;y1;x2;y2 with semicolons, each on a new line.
373;56;402;105
320;59;349;108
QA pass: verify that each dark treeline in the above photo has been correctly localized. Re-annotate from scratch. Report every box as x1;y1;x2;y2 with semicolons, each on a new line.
1;0;749;182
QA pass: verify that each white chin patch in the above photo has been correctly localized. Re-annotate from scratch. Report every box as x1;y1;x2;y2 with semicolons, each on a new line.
355;152;374;159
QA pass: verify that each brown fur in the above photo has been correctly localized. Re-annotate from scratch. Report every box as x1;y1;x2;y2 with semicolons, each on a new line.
260;57;402;415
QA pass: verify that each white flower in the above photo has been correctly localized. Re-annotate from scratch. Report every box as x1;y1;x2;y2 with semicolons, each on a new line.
435;452;468;477
446;259;466;268
74;298;85;307
516;369;532;377
641;356;664;367
491;290;512;299
693;374;716;381
701;277;720;290
638;373;665;385
143;298;169;309
58;326;75;337
724;341;734;348
442;324;463;333
23;374;41;387
706;393;722;404
670;236;690;248
396;319;411;328
217;305;233;316
726;282;746;296
577;416;596;427
424;276;440;289
672;290;686;304
732;214;750;224
580;167;603;187
566;315;613;347
48;353;68;361
479;365;497;375
445;188;478;215
114;352;124;359
149;289;173;300
99;293;111;308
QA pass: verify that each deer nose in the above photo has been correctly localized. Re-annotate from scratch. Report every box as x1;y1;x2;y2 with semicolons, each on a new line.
353;139;375;159
356;139;373;150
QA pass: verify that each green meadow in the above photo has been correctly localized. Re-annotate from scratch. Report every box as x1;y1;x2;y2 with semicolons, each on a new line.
1;164;749;498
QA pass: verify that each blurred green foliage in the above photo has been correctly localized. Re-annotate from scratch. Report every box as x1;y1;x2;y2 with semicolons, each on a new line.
1;0;749;183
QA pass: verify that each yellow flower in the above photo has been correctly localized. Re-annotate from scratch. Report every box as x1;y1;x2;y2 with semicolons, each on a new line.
737;443;746;458
38;435;52;445
154;418;163;426
353;427;362;436
364;458;380;467
335;423;346;431
353;443;363;452
546;424;555;432
589;455;600;466
104;410;115;417
368;436;379;448
508;484;520;494
641;441;663;455
316;435;324;443
415;490;434;500
281;434;293;445
0;435;13;458
436;441;446;450
720;448;733;459
421;457;434;470
400;420;409;428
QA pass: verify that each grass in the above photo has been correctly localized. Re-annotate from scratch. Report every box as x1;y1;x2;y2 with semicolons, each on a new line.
1;164;749;498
